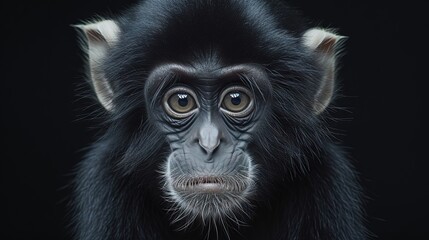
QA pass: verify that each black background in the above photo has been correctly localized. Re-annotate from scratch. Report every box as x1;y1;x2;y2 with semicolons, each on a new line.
0;0;425;239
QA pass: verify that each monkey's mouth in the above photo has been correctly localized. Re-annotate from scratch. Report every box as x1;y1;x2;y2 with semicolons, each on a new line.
172;175;249;194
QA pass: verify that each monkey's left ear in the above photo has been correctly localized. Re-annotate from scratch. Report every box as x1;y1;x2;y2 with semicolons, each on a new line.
303;28;345;114
74;20;121;111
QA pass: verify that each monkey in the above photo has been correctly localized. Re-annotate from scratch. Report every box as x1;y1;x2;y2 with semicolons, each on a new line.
73;0;366;239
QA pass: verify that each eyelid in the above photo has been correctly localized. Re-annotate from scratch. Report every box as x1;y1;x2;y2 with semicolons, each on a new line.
219;86;254;117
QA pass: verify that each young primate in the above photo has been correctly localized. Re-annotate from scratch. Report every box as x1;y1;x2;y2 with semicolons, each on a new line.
74;0;366;239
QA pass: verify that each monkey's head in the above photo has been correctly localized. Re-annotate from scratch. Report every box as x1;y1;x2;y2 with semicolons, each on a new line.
76;0;342;227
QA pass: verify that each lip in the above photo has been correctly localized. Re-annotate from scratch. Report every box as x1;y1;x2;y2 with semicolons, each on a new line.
190;183;224;193
172;176;246;193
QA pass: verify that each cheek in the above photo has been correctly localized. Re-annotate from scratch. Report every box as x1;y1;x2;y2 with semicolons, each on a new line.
164;150;194;177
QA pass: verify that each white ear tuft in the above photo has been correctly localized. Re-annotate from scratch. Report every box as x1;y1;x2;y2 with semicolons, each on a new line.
303;28;345;114
75;20;121;111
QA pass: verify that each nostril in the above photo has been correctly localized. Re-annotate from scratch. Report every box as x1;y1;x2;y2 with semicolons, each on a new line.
198;139;220;155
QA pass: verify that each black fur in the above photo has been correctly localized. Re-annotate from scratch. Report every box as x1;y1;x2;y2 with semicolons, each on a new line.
73;0;366;239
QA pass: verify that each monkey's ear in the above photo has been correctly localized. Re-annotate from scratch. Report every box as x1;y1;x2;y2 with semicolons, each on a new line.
74;20;121;111
303;28;345;114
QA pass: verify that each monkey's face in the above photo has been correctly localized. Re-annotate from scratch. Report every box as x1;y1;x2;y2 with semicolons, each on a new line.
77;2;343;228
144;64;272;221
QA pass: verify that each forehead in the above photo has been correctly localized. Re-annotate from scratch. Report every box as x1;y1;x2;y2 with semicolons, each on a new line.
145;63;270;91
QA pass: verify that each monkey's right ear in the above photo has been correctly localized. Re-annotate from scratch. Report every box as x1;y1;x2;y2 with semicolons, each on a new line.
74;20;121;111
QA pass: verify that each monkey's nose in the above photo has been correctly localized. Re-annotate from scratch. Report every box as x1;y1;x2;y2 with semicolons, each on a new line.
197;123;221;155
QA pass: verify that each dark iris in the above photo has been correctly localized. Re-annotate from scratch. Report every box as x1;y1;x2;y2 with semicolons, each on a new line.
177;94;188;107
230;93;241;105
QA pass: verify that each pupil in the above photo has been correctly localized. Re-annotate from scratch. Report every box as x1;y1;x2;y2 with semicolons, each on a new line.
177;94;188;107
230;93;241;105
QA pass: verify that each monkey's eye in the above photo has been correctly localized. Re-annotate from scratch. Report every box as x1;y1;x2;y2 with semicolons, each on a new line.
163;87;198;118
220;86;254;117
